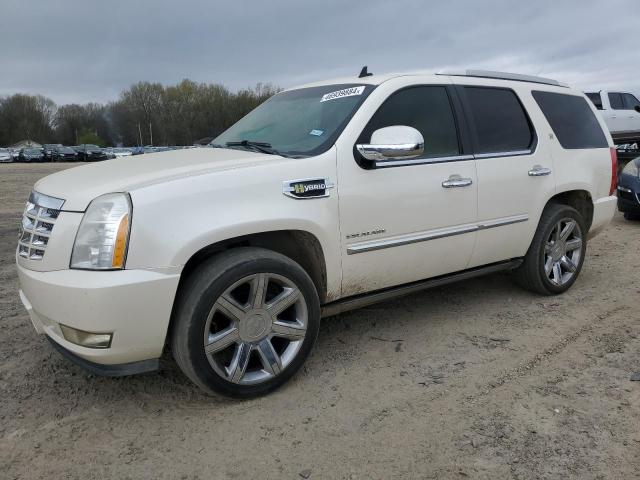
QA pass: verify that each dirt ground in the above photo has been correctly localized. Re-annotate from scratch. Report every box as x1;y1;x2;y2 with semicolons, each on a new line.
1;163;639;480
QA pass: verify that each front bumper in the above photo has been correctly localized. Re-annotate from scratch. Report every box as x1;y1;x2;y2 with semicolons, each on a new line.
17;261;180;369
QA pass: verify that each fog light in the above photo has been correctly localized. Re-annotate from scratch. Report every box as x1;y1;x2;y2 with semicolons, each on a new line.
59;324;112;349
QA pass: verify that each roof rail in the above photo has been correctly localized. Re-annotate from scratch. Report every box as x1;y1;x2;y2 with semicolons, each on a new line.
437;69;568;88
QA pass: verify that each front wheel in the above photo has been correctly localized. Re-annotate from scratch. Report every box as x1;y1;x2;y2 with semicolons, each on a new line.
513;203;587;295
171;248;320;398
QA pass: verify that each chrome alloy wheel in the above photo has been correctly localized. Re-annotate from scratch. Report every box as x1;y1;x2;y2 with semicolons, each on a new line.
204;273;308;385
544;218;583;286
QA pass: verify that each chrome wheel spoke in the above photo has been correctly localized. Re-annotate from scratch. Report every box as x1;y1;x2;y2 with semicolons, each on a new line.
205;326;240;354
227;342;252;383
565;238;582;251
249;273;268;309
215;295;246;322
552;262;563;285
267;287;300;316
257;338;283;375
272;320;306;340
560;255;577;273
560;221;576;241
544;256;554;275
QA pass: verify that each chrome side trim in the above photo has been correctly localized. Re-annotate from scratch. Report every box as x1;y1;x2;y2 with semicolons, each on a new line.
321;259;523;318
370;149;534;168
474;150;532;159
346;214;528;255
373;154;474;168
477;214;529;230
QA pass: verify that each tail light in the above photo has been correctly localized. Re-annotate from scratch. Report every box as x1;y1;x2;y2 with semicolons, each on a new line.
610;147;618;196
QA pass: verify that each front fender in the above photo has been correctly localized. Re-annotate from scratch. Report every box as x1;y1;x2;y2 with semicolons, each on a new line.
125;149;342;298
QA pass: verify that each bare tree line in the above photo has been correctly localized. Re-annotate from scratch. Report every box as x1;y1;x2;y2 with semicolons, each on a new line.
0;80;279;147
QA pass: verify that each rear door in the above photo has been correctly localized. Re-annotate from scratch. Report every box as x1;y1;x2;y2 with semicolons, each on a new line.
452;81;555;267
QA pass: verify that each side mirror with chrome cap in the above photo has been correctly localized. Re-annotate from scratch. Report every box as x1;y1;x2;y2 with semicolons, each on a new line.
356;125;424;162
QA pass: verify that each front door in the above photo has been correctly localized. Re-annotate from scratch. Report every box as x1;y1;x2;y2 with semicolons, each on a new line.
336;83;478;297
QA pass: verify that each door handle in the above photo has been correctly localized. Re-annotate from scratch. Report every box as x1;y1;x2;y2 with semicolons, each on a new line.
442;175;473;188
528;165;552;177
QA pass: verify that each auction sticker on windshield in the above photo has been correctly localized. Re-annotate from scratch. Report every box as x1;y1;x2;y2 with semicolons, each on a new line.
321;86;365;102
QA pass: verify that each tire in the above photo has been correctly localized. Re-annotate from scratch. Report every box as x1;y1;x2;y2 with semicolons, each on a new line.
624;212;640;221
171;247;321;398
513;203;587;295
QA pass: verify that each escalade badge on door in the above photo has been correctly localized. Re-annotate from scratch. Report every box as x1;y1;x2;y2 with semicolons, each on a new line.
283;178;334;199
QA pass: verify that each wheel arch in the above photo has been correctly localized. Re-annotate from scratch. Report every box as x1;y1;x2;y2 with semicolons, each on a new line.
175;230;328;305
545;189;594;231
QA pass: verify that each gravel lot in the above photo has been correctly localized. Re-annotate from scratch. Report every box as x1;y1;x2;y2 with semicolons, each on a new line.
1;163;639;479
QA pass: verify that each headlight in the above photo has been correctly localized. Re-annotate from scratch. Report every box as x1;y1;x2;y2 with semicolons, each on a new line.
71;193;132;270
622;159;640;177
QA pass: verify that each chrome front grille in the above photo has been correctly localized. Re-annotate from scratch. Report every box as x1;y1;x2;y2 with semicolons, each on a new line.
18;191;65;261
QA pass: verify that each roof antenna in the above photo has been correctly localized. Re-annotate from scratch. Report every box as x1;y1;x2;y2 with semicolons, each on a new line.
358;66;373;78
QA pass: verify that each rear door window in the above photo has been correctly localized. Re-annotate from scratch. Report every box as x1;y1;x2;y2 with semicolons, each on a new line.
608;92;625;110
532;91;608;149
358;86;460;159
462;87;534;154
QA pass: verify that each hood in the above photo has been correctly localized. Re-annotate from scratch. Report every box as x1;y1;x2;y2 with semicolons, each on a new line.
34;147;285;211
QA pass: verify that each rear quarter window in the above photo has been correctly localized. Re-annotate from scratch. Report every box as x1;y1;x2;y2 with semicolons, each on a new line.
532;91;608;149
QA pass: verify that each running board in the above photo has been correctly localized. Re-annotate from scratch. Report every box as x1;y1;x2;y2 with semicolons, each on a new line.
321;259;522;318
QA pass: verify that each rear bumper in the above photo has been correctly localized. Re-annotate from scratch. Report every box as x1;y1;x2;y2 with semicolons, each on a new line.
17;261;180;367
588;195;617;239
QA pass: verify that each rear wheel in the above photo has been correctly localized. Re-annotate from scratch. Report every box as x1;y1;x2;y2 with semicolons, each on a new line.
624;212;640;221
171;248;320;398
513;204;586;295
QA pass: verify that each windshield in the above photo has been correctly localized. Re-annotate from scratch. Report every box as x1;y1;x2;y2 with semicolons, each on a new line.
212;84;374;157
58;147;74;153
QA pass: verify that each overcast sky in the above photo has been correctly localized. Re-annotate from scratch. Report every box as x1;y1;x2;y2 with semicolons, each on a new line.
1;0;638;105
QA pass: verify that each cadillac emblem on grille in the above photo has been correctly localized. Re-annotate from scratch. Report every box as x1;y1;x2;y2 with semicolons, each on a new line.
18;191;65;261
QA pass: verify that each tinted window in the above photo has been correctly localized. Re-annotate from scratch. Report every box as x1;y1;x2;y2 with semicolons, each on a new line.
532;91;608;149
608;92;624;110
622;93;640;110
358;86;460;158
463;87;533;154
585;92;603;110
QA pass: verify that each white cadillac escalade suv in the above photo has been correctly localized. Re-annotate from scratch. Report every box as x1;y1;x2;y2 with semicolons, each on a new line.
17;69;617;397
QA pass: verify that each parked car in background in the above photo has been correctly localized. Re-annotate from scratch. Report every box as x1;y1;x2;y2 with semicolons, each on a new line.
0;148;13;163
42;144;63;161
585;91;640;143
18;148;44;163
617;156;640;220
52;146;78;162
15;69;617;398
75;144;109;161
9;149;21;161
111;148;133;158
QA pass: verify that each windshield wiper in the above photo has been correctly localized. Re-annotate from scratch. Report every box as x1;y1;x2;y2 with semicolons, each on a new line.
225;140;281;156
